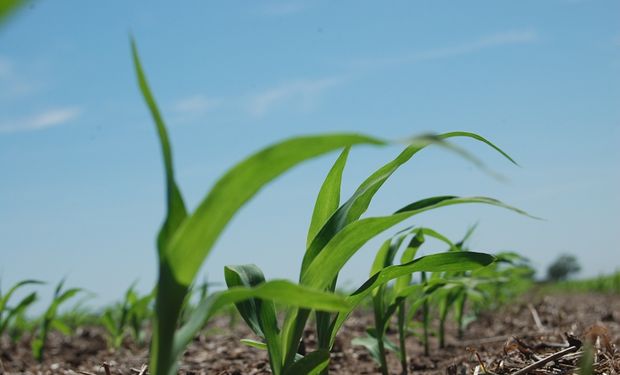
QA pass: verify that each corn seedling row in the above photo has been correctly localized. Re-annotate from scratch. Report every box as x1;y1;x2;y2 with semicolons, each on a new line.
0;36;540;374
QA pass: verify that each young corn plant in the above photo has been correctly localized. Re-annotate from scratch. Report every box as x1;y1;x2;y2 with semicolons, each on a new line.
130;40;430;375
433;226;477;349
401;225;487;350
57;297;99;332
409;232;534;350
226;133;532;374
102;283;153;348
0;279;43;337
31;279;82;362
445;252;535;340
353;227;469;375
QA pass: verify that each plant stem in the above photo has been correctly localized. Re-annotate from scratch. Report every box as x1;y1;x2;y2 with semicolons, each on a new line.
150;265;188;375
373;296;389;375
397;302;408;375
438;317;445;349
317;276;339;375
421;272;429;356
457;294;467;340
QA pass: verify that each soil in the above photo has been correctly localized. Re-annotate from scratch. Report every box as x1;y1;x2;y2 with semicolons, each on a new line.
1;292;619;375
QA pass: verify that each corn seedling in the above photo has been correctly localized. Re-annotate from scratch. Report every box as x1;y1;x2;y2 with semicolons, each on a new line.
130;39;427;375
405;247;534;354
227;131;532;374
102;283;153;348
353;227;479;374
0;279;43;337
31;279;82;362
57;295;99;332
433;225;478;349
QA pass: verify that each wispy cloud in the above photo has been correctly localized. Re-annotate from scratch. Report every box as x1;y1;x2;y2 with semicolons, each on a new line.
350;30;539;70
168;94;222;125
247;77;343;117
259;1;309;16
0;107;81;134
173;95;221;115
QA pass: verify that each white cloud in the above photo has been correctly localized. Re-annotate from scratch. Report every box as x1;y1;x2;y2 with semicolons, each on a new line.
169;95;222;125
173;95;221;115
350;30;539;70
248;77;342;117
0;107;81;134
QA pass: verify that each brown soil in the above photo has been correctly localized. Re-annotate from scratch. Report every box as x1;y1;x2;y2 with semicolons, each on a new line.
1;292;619;374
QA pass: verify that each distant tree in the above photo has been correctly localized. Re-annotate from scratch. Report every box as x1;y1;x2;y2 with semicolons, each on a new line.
547;254;581;281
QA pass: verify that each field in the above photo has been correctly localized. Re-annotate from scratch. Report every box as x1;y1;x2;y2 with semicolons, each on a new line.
2;291;619;374
2;2;619;375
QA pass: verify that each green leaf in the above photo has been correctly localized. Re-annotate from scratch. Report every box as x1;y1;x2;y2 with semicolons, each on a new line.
285;195;530;361
173;280;351;361
307;148;349;247
351;335;382;365
301;136;440;274
0;292;37;334
457;223;478;248
240;338;268;350
224;265;268;337
31;337;43;360
130;39;187;253
166;134;385;286
301;131;516;274
394;227;456;293
0;279;43;313
56;288;82;305
352;331;402;365
51;320;71;335
370;239;393;277
282;349;330;375
370;229;410;300
328;251;496;346
302;196;531;290
394;230;426;294
101;310;117;336
440;131;518;166
224;265;283;373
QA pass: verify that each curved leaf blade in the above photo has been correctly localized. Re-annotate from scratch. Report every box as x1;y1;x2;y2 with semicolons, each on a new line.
0;279;43;311
173;280;351;359
131;39;188;253
283;349;330;375
166;134;386;286
307;148;350;247
301;131;517;274
302;196;532;290
329;251;495;345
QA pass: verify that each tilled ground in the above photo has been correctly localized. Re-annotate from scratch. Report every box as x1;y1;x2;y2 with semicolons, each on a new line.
1;292;619;374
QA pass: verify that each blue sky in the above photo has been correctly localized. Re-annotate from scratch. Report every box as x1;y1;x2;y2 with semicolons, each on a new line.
1;1;619;309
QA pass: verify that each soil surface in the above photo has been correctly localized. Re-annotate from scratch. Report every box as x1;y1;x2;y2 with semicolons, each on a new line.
1;292;619;374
